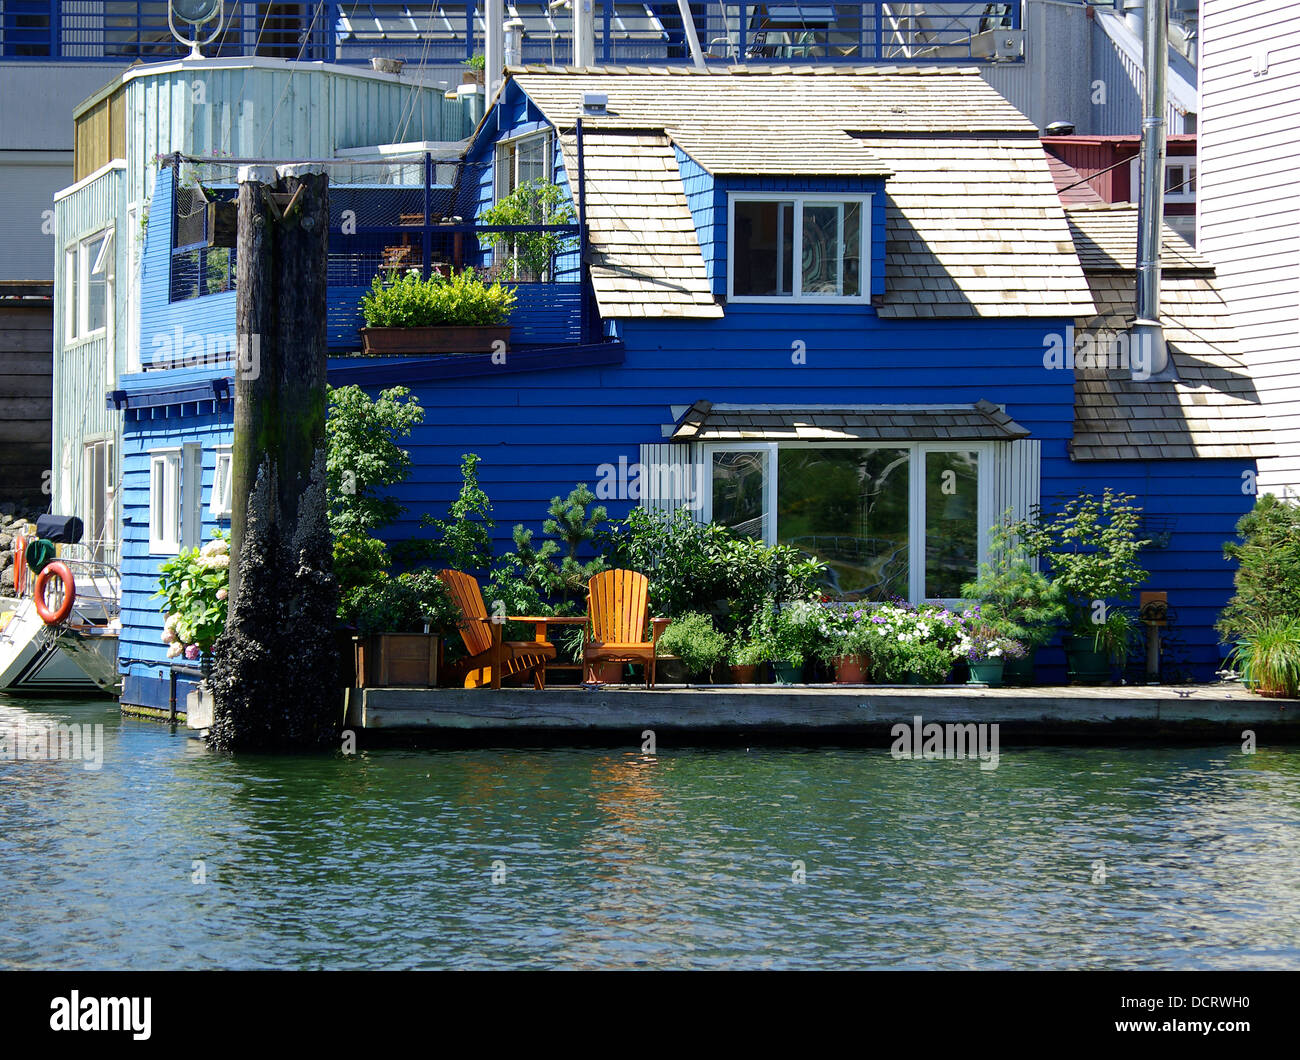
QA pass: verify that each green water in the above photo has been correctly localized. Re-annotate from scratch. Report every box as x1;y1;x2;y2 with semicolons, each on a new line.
1;696;1298;970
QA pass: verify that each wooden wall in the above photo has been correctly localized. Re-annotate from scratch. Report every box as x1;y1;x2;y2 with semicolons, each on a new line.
0;299;53;510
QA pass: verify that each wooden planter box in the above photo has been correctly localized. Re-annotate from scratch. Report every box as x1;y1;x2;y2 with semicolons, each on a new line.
361;325;510;356
354;633;441;688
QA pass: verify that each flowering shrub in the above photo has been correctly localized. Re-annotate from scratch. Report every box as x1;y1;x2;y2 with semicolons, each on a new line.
844;601;968;683
154;531;230;660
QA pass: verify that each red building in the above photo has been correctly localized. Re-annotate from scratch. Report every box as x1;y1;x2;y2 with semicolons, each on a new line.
1042;134;1197;244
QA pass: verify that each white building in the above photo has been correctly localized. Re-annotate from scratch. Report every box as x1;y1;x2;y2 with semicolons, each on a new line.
1198;0;1300;496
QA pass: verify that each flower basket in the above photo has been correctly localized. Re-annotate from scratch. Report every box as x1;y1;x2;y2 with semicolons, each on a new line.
833;653;870;684
967;658;1005;687
354;632;440;688
360;325;511;356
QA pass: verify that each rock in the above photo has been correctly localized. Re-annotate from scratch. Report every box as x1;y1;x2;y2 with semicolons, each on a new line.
0;566;13;593
0;534;11;552
0;551;11;571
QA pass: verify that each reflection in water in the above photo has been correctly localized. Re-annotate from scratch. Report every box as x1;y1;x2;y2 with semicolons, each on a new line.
1;698;1299;969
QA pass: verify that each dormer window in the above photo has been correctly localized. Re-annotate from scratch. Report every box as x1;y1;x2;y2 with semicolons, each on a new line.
727;192;869;303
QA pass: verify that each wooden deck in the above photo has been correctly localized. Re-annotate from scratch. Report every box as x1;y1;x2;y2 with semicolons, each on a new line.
343;682;1300;743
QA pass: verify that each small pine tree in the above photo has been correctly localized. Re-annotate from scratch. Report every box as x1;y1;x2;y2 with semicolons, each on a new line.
512;484;608;609
422;453;496;573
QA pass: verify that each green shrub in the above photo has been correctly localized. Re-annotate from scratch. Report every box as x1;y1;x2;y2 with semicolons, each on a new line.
1218;494;1300;641
360;267;516;328
961;515;1067;648
1011;490;1149;636
420;453;496;573
344;569;462;637
1227;616;1300;697
326;384;424;539
657;612;728;678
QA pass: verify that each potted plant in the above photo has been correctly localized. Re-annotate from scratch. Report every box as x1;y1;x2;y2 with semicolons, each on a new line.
771;604;818;684
462;53;486;86
1227;617;1300;698
1012;490;1149;685
830;606;873;684
656;611;727;683
954;624;1026;687
479;179;577;282
359;267;516;355
347;569;462;688
728;634;768;684
961;525;1067;686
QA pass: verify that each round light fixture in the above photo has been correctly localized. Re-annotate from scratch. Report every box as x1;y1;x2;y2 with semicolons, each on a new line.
171;0;222;26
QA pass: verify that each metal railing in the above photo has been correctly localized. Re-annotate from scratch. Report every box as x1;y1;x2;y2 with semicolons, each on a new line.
2;2;1023;63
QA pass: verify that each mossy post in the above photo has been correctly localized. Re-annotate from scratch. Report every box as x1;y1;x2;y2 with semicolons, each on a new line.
210;165;340;753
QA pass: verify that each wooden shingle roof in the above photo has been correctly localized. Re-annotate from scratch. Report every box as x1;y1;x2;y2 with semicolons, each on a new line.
506;67;1093;319
557;129;722;319
1065;205;1273;461
671;399;1030;442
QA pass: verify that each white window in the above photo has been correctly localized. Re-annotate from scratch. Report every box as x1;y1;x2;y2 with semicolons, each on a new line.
82;439;116;564
1128;158;1197;203
494;130;553;203
211;446;233;519
64;228;113;343
727;193;870;303
181;442;202;551
703;441;992;605
148;449;182;554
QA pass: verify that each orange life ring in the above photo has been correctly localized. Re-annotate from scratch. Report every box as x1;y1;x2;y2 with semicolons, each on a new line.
34;561;75;625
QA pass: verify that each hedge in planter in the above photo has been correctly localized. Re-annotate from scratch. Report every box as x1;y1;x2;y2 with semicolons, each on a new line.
359;267;516;354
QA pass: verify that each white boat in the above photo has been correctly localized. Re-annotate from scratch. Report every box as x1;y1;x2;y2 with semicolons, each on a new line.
0;552;122;697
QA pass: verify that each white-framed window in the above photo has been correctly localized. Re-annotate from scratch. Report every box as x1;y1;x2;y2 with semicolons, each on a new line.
727;193;870;303
181;442;202;551
211;446;233;519
702;440;992;604
148;448;182;555
82;438;116;564
1128;158;1197;203
64;227;113;344
494;130;553;203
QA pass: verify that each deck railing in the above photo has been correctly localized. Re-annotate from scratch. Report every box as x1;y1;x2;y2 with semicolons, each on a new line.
2;2;1024;64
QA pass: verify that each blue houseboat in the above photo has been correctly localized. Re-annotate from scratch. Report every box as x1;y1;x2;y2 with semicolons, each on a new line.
108;65;1270;711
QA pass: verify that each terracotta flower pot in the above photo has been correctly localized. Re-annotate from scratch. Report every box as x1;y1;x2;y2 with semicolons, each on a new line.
730;663;759;684
834;654;870;684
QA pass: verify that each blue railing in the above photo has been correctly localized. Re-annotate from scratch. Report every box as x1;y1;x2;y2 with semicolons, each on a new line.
2;2;1023;64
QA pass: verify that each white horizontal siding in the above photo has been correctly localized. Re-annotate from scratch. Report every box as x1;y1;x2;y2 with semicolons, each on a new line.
1198;0;1300;494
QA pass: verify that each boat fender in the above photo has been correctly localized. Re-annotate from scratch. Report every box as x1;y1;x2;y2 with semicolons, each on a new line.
34;561;76;625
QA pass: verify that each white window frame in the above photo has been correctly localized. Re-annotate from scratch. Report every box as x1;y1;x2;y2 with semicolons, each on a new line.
82;438;116;563
181;442;202;551
64;227;113;344
701;439;993;605
1128;158;1197;203
211;446;233;519
148;448;183;555
726;192;871;304
494;129;554;204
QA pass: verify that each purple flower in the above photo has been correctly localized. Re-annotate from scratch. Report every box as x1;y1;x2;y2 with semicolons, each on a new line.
184;644;201;661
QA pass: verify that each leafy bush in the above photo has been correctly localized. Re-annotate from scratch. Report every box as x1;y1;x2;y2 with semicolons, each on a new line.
155;531;230;658
1218;494;1300;641
343;569;462;638
657;612;728;678
479;179;577;280
360;267;516;328
326;384;424;539
607;508;825;635
1012;490;1149;635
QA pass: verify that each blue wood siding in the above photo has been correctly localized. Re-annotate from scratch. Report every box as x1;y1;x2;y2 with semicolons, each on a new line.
118;405;232;688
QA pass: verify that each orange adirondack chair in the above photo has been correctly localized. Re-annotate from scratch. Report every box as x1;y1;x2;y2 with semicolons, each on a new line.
436;569;557;689
582;569;670;688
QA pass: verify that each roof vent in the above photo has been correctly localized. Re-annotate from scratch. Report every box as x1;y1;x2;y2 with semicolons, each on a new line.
582;92;608;115
1045;120;1075;136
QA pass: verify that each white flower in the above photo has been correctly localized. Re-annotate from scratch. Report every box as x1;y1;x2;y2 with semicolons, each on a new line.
161;629;176;644
166;641;183;658
164;613;180;631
